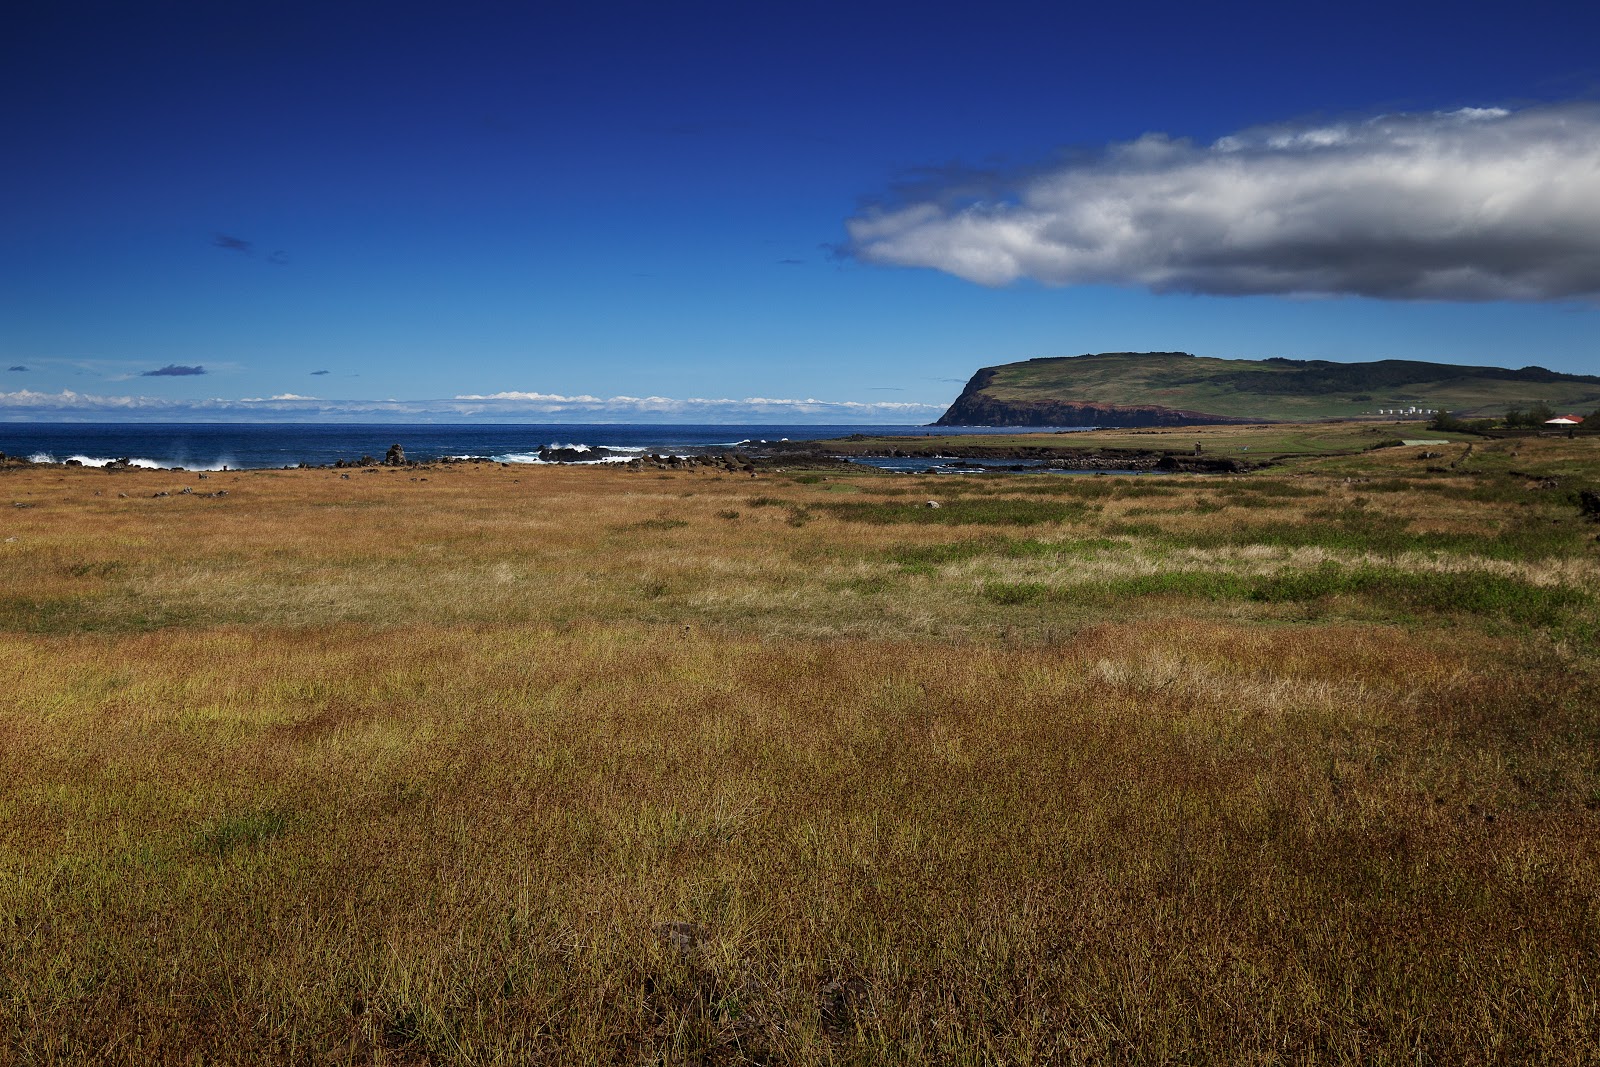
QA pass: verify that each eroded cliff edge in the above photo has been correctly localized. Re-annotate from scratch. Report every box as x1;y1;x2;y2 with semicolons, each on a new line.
934;366;1256;427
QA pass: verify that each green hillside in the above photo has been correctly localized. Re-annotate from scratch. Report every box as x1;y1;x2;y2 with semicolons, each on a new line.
936;352;1600;426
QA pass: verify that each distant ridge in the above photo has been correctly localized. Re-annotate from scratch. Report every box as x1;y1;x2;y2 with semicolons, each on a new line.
935;352;1600;427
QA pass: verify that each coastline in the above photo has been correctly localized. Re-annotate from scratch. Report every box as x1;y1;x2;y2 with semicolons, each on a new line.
0;419;1460;477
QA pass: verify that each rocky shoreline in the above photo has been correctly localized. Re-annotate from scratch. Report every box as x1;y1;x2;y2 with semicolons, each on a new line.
1;440;1254;475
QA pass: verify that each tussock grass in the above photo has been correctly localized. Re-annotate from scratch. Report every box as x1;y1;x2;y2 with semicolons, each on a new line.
2;458;1599;1061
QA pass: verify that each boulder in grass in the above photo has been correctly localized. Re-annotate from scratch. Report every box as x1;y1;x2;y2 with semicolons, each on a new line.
385;443;406;465
1578;489;1600;520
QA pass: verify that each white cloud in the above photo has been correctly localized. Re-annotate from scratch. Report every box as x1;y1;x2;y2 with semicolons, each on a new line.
458;391;606;403
447;392;942;420
0;389;944;423
846;104;1600;301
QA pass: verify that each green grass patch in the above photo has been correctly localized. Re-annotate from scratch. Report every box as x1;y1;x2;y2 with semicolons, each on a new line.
983;581;1053;605
1105;509;1590;561
1089;572;1256;602
1001;477;1176;499
0;594;197;635
889;536;1117;573
979;561;1590;629
194;809;292;859
1363;478;1435;493
1252;563;1590;627
1216;481;1321;503
821;499;1088;527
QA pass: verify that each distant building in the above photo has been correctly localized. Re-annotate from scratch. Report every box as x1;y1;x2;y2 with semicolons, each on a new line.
1544;415;1585;426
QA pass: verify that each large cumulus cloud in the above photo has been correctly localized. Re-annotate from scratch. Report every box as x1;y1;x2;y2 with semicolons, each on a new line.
845;105;1600;301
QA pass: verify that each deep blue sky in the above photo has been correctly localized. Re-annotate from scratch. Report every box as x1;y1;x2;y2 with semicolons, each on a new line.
3;0;1598;421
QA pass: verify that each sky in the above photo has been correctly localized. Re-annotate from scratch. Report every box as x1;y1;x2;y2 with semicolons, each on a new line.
3;0;1599;423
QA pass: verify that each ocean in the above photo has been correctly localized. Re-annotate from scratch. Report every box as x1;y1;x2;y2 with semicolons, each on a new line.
0;422;1095;472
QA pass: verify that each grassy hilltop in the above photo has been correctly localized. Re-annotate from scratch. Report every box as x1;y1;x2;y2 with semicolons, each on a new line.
4;430;1600;1062
937;351;1600;425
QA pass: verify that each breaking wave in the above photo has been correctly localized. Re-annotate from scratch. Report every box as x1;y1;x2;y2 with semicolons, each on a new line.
26;452;236;471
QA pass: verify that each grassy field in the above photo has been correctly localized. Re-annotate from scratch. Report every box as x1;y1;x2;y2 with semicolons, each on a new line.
4;431;1600;1063
812;420;1478;458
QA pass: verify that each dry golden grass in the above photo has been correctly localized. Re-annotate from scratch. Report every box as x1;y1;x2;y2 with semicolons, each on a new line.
2;454;1599;1063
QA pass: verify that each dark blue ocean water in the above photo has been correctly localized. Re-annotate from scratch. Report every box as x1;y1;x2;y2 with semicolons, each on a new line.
0;423;1095;471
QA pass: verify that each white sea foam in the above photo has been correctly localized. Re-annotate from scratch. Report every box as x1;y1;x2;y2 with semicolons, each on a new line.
538;443;648;455
27;452;233;470
492;452;633;465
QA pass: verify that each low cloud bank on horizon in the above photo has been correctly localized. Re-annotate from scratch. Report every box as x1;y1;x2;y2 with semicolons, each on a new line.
0;389;945;423
847;104;1600;302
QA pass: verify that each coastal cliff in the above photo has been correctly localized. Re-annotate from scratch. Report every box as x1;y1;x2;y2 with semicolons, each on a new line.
934;351;1600;427
936;366;1255;427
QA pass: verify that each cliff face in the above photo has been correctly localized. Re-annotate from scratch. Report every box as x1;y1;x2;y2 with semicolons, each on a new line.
934;351;1600;425
934;367;1254;427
